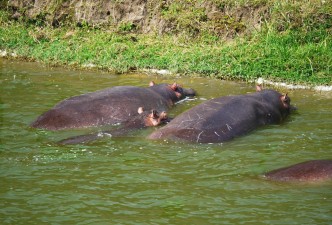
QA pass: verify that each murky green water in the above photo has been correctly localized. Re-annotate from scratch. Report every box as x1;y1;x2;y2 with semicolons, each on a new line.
1;59;331;224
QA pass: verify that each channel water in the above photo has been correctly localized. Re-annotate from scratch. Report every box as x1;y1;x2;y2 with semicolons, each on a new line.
1;59;331;224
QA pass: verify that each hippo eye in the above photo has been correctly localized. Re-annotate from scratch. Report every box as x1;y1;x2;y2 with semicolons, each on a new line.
174;86;183;93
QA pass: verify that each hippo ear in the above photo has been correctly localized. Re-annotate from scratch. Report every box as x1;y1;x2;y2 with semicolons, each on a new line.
170;82;178;91
137;107;144;114
256;78;264;91
170;83;183;98
256;85;263;92
280;93;290;107
281;93;289;102
149;81;155;87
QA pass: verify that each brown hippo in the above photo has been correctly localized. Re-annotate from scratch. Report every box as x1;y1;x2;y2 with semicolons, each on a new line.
264;160;332;182
148;89;294;143
31;82;195;130
59;107;169;145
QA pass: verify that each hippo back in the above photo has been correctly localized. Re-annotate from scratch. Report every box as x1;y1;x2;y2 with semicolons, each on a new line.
31;86;172;130
264;160;332;182
148;90;291;143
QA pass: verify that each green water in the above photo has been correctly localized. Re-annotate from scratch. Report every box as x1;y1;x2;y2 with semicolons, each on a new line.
1;59;331;225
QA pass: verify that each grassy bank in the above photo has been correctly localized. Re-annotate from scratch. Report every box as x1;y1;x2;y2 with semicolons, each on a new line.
0;5;331;85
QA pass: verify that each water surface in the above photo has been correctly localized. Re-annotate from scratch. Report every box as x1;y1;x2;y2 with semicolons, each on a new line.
1;59;331;224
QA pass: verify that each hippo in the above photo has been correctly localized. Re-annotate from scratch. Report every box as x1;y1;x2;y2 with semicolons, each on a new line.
31;82;195;130
264;160;332;182
59;107;169;145
148;89;294;143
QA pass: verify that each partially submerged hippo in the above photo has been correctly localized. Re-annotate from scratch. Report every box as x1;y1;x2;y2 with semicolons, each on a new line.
59;107;169;145
148;89;294;143
264;160;332;182
31;82;195;130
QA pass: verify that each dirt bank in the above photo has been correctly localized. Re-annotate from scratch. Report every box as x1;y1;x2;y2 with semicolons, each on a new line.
6;0;270;37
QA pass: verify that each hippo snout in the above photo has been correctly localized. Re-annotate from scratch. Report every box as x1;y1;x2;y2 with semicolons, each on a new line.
183;88;196;97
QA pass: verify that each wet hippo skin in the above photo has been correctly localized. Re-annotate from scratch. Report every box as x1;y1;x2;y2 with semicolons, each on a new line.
59;108;169;145
30;82;195;130
264;160;332;182
148;89;294;143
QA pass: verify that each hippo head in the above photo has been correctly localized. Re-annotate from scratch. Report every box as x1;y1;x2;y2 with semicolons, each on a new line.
256;86;296;119
138;107;169;127
149;81;196;103
280;92;299;112
280;94;291;109
169;82;196;99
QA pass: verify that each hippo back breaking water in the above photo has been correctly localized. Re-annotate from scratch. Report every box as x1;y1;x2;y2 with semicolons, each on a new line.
31;82;195;130
148;89;293;143
264;160;332;182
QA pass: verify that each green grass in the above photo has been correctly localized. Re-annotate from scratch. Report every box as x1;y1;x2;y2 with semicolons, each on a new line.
0;5;331;85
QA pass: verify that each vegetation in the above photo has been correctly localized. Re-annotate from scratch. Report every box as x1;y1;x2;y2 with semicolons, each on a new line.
0;0;331;85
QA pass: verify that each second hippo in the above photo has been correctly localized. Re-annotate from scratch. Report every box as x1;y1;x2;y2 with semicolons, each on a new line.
148;89;294;143
59;107;169;145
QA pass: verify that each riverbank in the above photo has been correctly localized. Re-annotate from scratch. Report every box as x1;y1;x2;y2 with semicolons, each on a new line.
0;1;331;86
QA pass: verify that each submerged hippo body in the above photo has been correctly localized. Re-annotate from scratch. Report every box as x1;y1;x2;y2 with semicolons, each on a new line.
59;108;169;145
264;160;332;182
148;89;292;143
31;83;195;130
